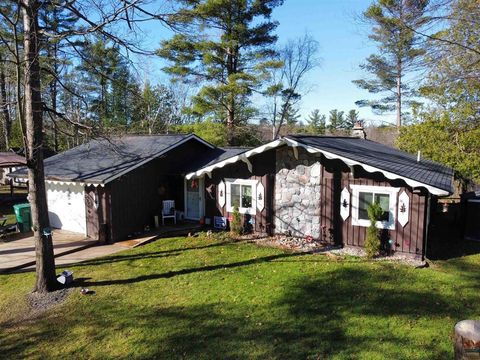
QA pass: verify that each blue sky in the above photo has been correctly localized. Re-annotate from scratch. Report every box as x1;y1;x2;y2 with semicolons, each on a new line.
136;0;395;125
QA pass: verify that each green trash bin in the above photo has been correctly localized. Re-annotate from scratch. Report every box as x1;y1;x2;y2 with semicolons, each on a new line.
13;203;32;233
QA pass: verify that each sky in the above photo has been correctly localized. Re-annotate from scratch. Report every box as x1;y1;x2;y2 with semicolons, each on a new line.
135;0;395;126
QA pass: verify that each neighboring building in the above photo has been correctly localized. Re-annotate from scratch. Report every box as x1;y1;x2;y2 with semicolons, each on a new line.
9;132;455;259
187;134;454;259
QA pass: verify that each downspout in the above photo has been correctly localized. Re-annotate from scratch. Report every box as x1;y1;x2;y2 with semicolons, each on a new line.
423;194;432;262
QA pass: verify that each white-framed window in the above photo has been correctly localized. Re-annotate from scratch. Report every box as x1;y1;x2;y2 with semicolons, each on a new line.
350;184;400;230
225;178;257;214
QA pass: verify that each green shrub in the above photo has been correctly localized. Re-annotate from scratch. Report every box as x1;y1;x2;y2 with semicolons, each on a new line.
230;206;243;236
365;202;383;258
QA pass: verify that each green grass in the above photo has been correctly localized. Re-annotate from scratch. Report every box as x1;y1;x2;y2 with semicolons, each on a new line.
0;235;478;359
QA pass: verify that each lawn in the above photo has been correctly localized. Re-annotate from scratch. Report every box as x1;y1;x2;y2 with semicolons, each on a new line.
0;234;478;359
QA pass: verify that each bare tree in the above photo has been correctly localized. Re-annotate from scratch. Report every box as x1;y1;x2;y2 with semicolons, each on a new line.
266;33;320;139
0;0;175;293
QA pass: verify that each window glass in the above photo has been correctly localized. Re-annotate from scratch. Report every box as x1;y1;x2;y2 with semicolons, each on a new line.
358;192;373;220
242;185;252;208
374;193;390;221
231;184;241;208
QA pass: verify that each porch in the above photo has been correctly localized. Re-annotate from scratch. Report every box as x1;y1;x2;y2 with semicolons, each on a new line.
116;222;204;248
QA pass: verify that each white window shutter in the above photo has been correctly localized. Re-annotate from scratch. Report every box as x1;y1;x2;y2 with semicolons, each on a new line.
256;182;265;212
218;181;226;208
340;187;350;221
397;191;409;227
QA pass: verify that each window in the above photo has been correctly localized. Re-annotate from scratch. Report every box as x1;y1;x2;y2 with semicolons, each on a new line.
226;179;257;214
351;185;399;230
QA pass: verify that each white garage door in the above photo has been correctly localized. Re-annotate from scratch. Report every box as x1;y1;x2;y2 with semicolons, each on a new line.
46;182;87;234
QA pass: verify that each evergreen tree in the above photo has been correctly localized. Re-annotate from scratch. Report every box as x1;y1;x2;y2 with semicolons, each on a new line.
327;109;344;133
306;109;326;135
344;109;361;130
353;0;428;127
158;0;283;145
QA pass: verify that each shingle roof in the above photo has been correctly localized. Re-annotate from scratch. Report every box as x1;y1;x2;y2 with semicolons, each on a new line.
10;134;213;184
286;135;454;194
181;147;249;174
0;152;26;167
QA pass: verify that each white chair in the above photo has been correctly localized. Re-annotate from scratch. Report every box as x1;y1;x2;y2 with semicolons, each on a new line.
162;200;176;225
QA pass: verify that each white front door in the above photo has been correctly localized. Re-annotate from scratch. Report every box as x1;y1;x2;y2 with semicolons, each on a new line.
185;178;204;220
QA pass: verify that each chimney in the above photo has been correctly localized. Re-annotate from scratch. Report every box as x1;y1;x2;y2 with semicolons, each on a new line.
352;121;366;139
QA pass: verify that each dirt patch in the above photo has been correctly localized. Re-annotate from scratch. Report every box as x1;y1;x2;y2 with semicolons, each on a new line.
27;287;73;312
252;235;333;253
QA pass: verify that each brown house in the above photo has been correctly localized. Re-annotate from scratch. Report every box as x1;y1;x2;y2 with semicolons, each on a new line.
9;134;244;243
9;132;454;259
187;134;454;259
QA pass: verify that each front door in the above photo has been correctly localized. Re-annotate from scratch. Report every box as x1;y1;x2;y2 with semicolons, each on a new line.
185;178;203;220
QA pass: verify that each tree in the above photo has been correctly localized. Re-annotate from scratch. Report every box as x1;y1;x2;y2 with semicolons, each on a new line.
397;110;480;187
306;109;326;135
267;33;320;139
343;109;361;131
0;0;175;293
158;0;284;145
353;0;429;127
396;0;480;189
365;202;383;258
22;0;57;292
327;109;344;133
419;0;480;119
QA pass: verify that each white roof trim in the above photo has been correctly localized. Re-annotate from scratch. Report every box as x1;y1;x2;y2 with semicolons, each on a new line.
185;139;284;180
46;180;104;187
186;137;450;196
104;134;213;184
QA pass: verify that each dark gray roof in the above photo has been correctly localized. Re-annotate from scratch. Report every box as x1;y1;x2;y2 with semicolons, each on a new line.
181;147;249;174
10;134;214;184
287;135;454;194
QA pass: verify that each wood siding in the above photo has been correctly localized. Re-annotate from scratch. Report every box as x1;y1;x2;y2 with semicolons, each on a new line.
105;140;209;242
203;146;428;257
204;150;275;235
333;166;428;257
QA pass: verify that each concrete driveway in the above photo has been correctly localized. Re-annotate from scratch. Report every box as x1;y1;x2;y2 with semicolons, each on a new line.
0;230;127;273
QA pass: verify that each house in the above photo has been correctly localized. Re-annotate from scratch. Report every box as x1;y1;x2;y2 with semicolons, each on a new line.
186;132;454;259
9;130;454;259
9;134;245;242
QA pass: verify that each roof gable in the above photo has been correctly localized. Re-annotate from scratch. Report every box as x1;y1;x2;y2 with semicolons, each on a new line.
11;134;215;184
187;135;454;195
286;135;454;194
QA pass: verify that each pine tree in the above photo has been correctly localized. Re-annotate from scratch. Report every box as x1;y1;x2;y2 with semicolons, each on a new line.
353;0;428;127
306;109;326;135
344;109;361;130
327;109;344;133
158;0;283;145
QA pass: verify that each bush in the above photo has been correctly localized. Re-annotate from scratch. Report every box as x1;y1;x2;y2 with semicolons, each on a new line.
364;202;383;258
230;206;243;236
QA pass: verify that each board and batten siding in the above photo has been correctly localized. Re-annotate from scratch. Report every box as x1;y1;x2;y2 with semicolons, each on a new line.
336;169;428;257
203;145;428;257
204;150;275;235
107;139;209;242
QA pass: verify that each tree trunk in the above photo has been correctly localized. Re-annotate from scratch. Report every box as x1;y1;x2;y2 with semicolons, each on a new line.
226;104;234;146
396;73;402;128
0;60;11;150
22;0;57;293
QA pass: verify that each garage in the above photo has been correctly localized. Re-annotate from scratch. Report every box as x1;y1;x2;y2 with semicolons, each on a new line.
46;182;87;235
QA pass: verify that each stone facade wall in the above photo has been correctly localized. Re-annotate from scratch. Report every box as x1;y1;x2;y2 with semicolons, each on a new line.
274;147;321;239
